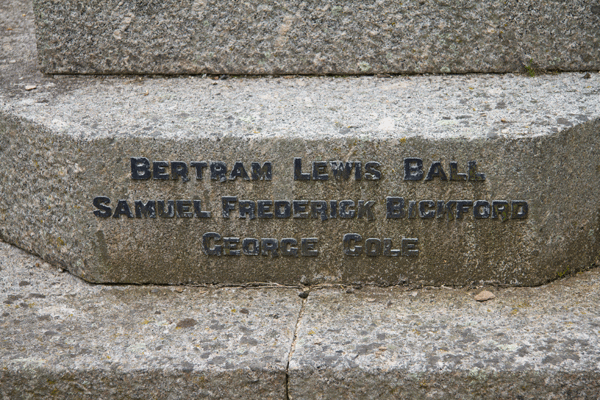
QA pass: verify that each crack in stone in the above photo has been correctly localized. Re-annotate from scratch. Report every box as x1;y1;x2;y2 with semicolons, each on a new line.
286;291;308;400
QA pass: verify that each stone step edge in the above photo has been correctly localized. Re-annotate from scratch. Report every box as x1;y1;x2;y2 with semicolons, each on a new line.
2;239;600;399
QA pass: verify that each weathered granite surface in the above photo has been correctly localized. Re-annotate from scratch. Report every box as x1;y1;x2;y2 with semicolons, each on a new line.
289;274;600;399
1;85;599;287
3;0;600;286
2;239;600;398
33;0;600;75
0;240;301;399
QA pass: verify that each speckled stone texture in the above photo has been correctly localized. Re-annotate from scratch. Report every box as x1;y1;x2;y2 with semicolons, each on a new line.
33;0;600;75
3;0;600;287
0;240;301;399
289;274;600;399
3;0;600;286
3;239;600;398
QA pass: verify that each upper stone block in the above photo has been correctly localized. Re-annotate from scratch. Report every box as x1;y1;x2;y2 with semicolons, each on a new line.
33;0;600;75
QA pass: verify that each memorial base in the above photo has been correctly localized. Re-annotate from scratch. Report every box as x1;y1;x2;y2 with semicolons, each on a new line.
2;240;600;399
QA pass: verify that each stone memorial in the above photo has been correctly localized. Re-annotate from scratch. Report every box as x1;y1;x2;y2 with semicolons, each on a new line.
0;0;595;288
1;74;599;286
1;0;600;396
34;0;600;75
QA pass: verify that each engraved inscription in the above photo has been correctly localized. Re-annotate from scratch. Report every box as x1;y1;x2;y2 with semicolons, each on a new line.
92;157;529;259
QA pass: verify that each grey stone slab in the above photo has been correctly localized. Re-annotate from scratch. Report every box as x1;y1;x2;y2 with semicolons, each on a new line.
288;273;600;399
2;2;600;287
0;0;38;87
1;69;600;287
0;239;301;399
33;0;600;75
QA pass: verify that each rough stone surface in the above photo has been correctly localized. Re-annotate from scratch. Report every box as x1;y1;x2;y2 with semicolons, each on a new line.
0;0;38;86
2;82;599;287
288;275;600;399
0;240;301;399
3;0;600;287
3;239;600;398
33;0;600;75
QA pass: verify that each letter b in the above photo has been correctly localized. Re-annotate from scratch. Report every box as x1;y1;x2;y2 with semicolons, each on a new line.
131;157;151;180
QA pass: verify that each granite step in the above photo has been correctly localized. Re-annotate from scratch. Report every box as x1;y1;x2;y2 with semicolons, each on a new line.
4;0;600;288
3;0;600;397
2;239;600;399
2;69;600;286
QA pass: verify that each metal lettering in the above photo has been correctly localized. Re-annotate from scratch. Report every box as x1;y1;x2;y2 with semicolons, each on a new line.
153;161;169;180
404;158;423;181
131;157;151;180
301;238;319;257
229;161;250;181
171;161;190;182
93;196;112;218
135;200;156;218
386;197;405;219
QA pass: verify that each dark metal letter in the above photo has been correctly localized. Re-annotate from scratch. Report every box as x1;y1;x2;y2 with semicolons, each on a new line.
365;162;381;180
258;200;274;219
153;161;169;180
329;161;355;180
221;196;237;218
202;232;222;256
229;161;250;181
274;201;291;218
193;200;211;218
357;200;376;221
467;161;486;181
330;200;337;218
93;196;112;218
339;200;356;219
294;158;310;181
113;200;133;219
492;200;510;222
311;201;328;221
473;200;490;219
402;238;419;256
190;162;208;180
365;238;382;257
425;161;448;181
293;200;309;219
407;201;417;219
449;162;467;181
171;162;190;182
135;200;156;218
354;162;362;181
176;200;193;218
404;158;423;181
386;197;405;219
281;238;298;257
419;200;435;219
239;200;256;220
242;238;260;256
211;161;228;182
445;201;456;221
223;237;241;256
312;161;329;181
511;201;528;219
131;157;151;180
456;200;473;219
301;238;319;257
251;162;272;181
261;238;279;257
383;238;401;256
157;200;175;218
343;233;362;256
